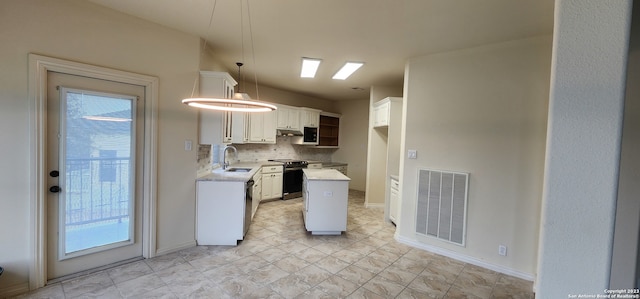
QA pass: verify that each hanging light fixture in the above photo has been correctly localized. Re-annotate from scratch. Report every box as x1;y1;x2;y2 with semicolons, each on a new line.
182;0;276;112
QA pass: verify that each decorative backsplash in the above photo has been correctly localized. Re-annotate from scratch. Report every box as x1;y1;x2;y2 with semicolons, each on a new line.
197;136;336;173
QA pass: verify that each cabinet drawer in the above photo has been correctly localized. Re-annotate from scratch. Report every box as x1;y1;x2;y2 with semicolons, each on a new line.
262;165;283;173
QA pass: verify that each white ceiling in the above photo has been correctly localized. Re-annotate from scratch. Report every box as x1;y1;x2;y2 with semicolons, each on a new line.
88;0;554;101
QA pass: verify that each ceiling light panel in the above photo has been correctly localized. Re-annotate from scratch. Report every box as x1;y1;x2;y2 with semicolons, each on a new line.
300;58;322;78
332;62;364;80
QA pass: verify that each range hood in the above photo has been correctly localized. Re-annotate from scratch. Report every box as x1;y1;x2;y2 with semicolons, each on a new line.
277;129;303;136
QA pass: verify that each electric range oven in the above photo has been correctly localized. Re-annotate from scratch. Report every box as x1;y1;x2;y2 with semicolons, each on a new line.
268;159;308;200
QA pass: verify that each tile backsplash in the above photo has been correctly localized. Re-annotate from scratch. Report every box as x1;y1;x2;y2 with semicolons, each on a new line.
197;136;336;173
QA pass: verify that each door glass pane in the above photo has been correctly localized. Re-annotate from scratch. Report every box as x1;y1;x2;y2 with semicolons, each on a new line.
61;89;136;258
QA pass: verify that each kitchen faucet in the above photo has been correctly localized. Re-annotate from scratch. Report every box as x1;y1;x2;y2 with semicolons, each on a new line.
222;145;238;170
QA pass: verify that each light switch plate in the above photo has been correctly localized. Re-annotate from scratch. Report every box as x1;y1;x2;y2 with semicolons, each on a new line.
408;149;417;159
184;140;193;151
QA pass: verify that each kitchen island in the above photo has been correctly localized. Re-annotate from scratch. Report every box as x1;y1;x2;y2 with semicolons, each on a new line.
302;168;350;235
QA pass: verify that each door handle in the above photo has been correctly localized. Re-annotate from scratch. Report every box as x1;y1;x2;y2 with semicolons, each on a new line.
49;170;59;177
49;186;61;193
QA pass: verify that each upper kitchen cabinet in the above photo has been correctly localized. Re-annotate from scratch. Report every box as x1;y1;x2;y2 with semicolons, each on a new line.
276;105;301;131
373;97;401;128
198;71;237;145
248;110;277;143
300;108;321;128
317;112;341;147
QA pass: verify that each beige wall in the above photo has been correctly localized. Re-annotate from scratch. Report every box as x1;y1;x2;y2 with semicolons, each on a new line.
0;0;201;294
365;86;403;206
398;36;551;277
333;99;370;191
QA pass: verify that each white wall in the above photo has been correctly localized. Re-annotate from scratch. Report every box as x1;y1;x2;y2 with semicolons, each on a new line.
610;3;640;288
0;0;200;294
334;99;370;191
537;1;633;296
398;36;551;278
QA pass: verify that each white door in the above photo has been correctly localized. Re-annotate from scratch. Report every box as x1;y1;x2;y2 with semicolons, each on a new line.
46;72;145;280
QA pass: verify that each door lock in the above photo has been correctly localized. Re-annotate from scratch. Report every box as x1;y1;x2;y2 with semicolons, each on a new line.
49;170;59;177
49;186;61;193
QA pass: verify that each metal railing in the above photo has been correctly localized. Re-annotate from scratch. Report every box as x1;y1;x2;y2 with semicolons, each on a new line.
64;157;132;228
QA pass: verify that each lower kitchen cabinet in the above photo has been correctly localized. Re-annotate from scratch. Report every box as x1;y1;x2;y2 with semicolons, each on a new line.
389;176;400;224
196;180;247;245
261;165;283;200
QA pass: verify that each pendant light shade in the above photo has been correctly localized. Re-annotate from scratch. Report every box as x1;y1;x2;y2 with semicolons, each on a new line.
181;97;277;112
182;0;276;112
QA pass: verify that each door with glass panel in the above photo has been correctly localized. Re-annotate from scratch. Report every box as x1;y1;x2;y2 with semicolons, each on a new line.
46;72;144;279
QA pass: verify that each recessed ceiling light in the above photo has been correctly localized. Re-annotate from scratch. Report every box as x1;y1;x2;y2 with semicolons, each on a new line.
332;62;364;80
300;57;322;78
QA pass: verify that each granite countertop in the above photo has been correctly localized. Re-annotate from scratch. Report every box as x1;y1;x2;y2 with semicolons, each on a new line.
303;168;351;181
197;161;283;182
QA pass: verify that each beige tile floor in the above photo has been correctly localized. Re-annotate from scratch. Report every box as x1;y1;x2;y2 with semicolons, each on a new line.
15;191;534;299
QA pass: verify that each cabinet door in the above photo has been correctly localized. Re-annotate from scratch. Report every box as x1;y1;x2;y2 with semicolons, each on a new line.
301;110;320;127
272;173;283;198
373;102;389;127
249;111;276;143
277;106;300;130
261;174;273;199
389;186;399;223
199;72;236;144
249;113;265;143
263;110;277;143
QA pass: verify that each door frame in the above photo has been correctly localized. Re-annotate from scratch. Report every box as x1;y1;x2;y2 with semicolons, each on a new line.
28;54;158;289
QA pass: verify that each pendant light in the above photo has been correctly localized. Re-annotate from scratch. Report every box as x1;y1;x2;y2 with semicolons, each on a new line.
182;0;276;112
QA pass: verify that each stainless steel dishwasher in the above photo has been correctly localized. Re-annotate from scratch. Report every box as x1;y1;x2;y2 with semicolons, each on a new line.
243;179;254;236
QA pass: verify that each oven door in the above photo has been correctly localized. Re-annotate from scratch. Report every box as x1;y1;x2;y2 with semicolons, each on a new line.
282;167;304;199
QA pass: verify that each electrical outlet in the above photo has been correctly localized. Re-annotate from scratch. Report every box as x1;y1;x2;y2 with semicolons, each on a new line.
498;245;507;256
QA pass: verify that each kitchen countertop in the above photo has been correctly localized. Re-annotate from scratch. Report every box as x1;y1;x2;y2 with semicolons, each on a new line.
319;161;348;167
303;168;351;181
197;161;283;182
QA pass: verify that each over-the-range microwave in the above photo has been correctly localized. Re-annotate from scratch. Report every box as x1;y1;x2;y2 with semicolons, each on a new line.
303;127;318;143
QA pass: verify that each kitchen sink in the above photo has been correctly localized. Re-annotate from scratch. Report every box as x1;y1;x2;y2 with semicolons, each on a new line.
225;168;252;172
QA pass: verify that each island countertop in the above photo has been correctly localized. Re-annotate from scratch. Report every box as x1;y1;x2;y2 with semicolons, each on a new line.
303;168;351;181
197;161;283;182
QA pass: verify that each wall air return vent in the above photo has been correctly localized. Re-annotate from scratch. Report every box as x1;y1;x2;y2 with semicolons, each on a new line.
415;169;469;246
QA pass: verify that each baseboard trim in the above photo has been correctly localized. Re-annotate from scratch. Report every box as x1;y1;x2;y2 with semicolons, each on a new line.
395;234;535;282
365;202;384;209
155;240;197;256
0;282;29;298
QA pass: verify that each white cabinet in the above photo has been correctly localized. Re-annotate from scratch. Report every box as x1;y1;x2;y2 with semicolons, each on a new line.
248;111;277;143
300;108;321;128
302;169;350;235
389;177;400;224
251;169;262;220
196;180;246;245
231;112;250;144
198;71;237;144
261;165;283;200
276;105;301;131
373;98;391;127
